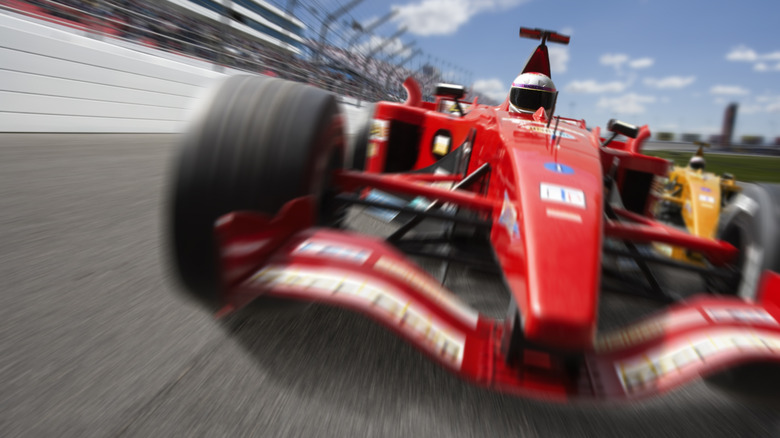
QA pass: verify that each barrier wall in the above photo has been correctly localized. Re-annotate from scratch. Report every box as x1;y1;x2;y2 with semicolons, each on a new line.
0;10;363;134
0;11;233;133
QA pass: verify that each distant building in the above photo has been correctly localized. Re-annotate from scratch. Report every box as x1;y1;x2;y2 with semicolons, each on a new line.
741;135;764;145
681;133;701;143
166;0;306;54
719;103;738;149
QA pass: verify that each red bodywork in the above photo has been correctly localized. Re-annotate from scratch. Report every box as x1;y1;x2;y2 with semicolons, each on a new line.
360;88;665;352
214;204;780;401
208;34;780;401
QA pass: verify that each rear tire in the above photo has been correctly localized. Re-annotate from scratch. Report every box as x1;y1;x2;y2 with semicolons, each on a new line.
168;75;345;310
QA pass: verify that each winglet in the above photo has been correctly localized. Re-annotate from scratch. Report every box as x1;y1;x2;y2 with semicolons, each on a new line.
519;27;570;77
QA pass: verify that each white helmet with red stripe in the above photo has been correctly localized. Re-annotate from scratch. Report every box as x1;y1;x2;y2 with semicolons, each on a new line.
508;72;557;115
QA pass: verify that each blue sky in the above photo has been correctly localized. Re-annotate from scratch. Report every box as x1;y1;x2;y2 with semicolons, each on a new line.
312;0;780;141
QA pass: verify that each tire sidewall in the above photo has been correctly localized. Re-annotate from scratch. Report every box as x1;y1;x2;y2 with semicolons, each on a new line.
716;183;780;300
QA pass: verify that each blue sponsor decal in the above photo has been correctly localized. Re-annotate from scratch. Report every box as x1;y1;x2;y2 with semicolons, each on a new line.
701;187;711;192
498;192;520;239
544;162;575;174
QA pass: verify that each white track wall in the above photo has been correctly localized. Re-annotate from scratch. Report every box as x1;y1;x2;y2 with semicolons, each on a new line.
0;11;234;133
0;11;362;133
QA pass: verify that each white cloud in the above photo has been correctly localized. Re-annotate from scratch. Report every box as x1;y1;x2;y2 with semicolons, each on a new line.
629;57;654;69
597;93;655;114
657;122;679;131
393;0;529;36
740;104;763;115
710;85;750;95
643;75;696;89
726;45;759;62
548;45;570;74
755;62;780;72
565;79;628;93
600;53;629;67
750;95;780;113
352;35;383;54
472;78;507;102
726;46;780;73
600;53;653;74
352;35;410;58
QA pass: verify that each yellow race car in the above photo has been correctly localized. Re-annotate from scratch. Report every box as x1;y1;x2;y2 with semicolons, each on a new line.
653;145;741;264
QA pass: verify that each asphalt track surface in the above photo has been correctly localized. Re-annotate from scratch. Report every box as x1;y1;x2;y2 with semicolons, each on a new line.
1;132;779;438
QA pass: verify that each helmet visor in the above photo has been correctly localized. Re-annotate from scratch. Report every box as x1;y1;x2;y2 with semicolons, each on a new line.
510;87;556;113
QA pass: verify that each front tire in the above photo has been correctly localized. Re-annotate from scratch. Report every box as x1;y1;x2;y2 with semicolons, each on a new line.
168;75;345;310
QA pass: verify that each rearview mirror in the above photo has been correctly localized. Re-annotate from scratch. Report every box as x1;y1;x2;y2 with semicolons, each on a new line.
607;119;639;139
434;83;466;100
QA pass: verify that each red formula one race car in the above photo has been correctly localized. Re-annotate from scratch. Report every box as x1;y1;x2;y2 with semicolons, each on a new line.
167;28;780;401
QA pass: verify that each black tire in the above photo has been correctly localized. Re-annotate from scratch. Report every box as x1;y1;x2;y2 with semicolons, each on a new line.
168;75;345;309
702;184;780;392
345;103;374;170
706;183;780;300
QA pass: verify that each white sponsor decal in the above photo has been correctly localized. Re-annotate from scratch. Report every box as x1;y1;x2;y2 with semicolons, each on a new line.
705;307;778;325
293;240;371;264
698;194;716;204
374;256;480;328
596;309;706;353
540;183;586;208
503;117;530;124
614;329;780;393
502;119;585;137
527;125;576;139
251;266;466;368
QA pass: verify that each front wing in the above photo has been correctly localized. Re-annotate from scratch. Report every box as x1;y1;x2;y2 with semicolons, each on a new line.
213;198;780;402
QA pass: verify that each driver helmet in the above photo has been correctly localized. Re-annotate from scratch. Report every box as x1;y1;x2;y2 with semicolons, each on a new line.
688;155;706;170
509;72;557;115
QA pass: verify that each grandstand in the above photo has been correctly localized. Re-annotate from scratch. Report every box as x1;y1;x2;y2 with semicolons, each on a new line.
169;0;305;54
1;0;496;105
